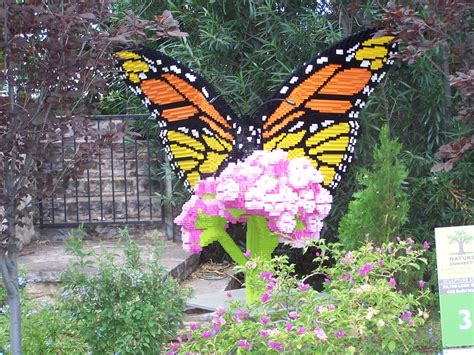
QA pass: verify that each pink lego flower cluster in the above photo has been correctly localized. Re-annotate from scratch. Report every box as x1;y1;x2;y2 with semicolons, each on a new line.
174;150;333;253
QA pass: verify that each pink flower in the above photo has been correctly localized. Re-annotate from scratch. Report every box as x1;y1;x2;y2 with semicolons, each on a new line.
286;322;293;331
299;283;310;292
188;323;200;331
170;343;180;351
335;330;345;339
378;259;384;267
359;263;373;277
315;327;327;341
376;247;383;254
214;306;226;316
327;304;335;311
323;278;331;284
259;329;269;337
297;326;306;334
407;237;415;245
314;306;323;314
238;339;251;349
264;284;273;292
261;316;270;325
226;291;233;298
402;311;412;320
212;316;226;326
202;330;212;338
268;341;283;351
259;271;274;283
244;250;251;258
261;293;271;303
289;311;298;320
388;278;397;287
423;241;430;249
408;320;415;327
406;246;412;253
174;149;334;254
419;280;425;289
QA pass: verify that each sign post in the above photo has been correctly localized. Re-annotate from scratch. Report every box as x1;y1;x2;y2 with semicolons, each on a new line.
435;225;474;349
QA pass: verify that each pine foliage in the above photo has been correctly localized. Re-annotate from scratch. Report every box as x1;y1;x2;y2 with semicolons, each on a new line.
338;126;409;249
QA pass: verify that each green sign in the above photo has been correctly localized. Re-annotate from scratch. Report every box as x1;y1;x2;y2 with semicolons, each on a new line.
435;226;474;349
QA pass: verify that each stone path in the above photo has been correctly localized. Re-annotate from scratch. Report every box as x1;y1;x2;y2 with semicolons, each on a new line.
19;237;199;301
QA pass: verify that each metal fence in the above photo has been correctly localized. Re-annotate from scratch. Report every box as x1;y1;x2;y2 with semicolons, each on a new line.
37;114;165;228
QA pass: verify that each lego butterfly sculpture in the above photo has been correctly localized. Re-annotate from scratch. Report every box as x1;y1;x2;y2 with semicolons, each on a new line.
116;29;397;195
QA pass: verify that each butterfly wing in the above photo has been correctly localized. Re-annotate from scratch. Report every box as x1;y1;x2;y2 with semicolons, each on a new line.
116;47;238;191
259;29;397;193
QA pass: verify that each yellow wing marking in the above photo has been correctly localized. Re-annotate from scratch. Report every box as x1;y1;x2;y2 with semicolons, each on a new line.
308;136;350;155
202;135;231;152
356;36;395;70
306;123;350;147
176;159;200;171
187;172;200;188
319;166;336;185
199;152;228;174
169;144;204;160
116;51;141;60
264;133;288;151
286;148;307;161
318;153;345;165
122;59;149;83
274;131;306;150
168;131;205;151
362;36;395;46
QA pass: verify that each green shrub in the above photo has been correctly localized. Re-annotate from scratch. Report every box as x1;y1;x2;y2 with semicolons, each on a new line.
0;298;87;353
338;125;410;249
168;238;437;353
60;229;191;354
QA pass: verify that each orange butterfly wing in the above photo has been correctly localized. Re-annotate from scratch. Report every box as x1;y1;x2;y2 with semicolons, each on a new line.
116;48;238;190
259;29;397;192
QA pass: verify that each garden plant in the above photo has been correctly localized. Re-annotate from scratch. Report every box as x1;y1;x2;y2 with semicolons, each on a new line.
166;238;437;353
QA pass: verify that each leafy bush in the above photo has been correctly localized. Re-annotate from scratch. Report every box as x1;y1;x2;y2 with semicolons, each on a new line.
0;301;87;354
338;125;410;249
60;229;191;354
168;238;438;353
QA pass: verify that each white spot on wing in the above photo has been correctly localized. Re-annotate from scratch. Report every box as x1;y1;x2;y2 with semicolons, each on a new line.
290;76;298;84
288;121;304;133
170;65;181;74
185;73;196;82
309;124;319;133
305;64;313;74
280;86;289;94
202;87;209;98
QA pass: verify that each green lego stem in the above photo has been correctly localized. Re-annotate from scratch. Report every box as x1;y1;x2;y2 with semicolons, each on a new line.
216;232;247;266
245;215;280;304
195;212;247;266
195;211;280;304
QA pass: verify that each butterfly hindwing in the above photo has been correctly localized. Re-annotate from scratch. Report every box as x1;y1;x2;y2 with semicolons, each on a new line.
115;48;237;190
259;29;397;192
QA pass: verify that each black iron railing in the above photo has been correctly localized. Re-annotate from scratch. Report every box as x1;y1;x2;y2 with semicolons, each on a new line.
38;114;165;228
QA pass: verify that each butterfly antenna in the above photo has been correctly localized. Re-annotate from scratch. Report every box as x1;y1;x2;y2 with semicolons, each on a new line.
209;94;245;120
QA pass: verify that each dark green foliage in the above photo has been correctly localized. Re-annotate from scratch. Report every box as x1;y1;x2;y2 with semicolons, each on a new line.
59;229;191;354
339;126;410;249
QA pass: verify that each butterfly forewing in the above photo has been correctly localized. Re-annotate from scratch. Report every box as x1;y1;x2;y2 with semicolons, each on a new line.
259;29;397;193
115;48;238;190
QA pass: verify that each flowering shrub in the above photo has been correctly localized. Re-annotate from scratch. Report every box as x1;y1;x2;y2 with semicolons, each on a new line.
60;229;190;353
175;149;332;254
167;238;436;353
